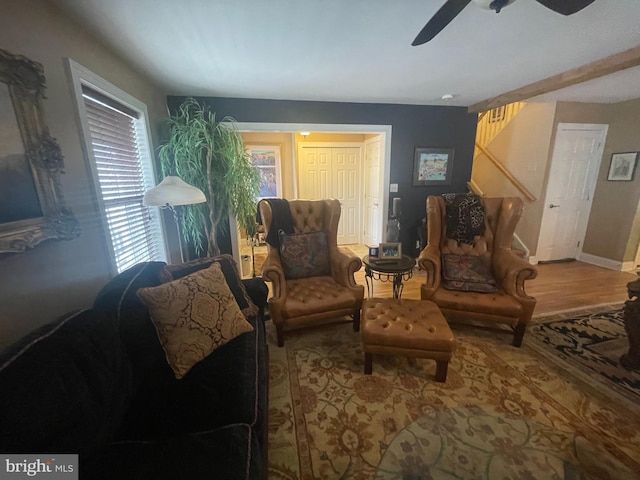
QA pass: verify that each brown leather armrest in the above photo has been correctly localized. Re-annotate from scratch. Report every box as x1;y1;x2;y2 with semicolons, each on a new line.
261;247;287;326
331;249;362;289
418;244;441;290
492;248;537;297
262;247;286;299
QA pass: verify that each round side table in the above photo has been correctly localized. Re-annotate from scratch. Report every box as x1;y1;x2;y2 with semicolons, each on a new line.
362;254;415;299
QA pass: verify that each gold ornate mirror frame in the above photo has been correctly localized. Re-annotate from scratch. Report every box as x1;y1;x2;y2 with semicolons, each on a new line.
0;48;79;253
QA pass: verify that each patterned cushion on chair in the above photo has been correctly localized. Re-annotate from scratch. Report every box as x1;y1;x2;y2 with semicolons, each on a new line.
278;230;330;279
442;254;497;293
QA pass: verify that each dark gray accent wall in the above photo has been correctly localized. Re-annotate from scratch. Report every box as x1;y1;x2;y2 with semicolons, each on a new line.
167;96;478;256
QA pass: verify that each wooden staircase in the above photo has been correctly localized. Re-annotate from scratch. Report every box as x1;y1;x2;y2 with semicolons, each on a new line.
475;103;525;147
472;102;536;202
471;102;534;261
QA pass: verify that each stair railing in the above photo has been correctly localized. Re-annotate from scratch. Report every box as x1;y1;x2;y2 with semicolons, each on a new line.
474;102;536;202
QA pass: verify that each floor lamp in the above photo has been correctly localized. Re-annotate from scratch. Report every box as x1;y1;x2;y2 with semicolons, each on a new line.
143;176;206;263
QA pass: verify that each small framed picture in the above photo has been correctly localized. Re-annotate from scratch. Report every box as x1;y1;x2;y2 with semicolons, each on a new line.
607;152;638;181
368;245;379;258
412;147;455;186
379;242;402;260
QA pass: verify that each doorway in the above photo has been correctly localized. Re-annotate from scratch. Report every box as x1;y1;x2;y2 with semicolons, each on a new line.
537;123;608;262
229;122;392;272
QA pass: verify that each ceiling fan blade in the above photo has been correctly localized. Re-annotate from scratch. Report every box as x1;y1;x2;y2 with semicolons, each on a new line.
412;0;472;46
535;0;596;15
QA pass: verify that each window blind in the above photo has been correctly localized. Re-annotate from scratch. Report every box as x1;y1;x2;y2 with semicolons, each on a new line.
82;88;166;273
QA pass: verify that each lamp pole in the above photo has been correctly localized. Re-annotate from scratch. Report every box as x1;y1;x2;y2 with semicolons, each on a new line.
165;203;186;263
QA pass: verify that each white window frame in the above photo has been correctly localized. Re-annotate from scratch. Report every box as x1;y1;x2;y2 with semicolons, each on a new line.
66;58;169;275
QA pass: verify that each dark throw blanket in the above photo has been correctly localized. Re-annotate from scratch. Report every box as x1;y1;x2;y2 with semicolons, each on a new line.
443;193;485;244
257;199;294;249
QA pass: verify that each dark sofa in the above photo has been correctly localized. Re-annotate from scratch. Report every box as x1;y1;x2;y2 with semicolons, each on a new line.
0;255;269;480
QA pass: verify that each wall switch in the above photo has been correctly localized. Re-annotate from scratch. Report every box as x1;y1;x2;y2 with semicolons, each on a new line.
390;183;398;192
527;163;537;172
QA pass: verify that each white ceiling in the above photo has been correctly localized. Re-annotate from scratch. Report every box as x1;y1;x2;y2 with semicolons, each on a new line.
51;0;640;108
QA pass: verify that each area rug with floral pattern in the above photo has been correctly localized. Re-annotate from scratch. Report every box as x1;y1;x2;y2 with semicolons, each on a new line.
267;311;640;480
528;304;640;408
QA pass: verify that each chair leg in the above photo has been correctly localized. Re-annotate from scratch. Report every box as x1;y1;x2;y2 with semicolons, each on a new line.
513;323;526;347
276;324;285;347
435;360;448;382
364;353;373;374
353;309;361;332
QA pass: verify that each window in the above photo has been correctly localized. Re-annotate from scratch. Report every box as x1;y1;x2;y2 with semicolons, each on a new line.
68;60;168;274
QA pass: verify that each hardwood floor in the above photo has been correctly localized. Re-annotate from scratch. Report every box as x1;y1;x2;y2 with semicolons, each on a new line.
348;244;636;316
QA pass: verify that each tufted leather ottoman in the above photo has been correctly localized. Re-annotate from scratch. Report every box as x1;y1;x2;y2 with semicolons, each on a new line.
361;298;456;381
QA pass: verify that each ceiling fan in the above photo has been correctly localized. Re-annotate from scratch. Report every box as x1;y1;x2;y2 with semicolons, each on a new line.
412;0;596;46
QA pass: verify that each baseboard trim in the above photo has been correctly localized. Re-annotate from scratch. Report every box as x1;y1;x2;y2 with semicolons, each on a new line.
577;252;629;271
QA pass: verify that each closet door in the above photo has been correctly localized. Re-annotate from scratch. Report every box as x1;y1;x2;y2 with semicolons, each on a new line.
297;147;331;200
298;146;361;245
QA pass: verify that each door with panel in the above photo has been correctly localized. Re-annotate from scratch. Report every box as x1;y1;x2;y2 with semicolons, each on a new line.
364;138;381;247
298;146;362;245
537;124;607;262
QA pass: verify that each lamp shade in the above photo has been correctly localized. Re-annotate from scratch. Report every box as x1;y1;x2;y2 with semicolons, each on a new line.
143;176;206;207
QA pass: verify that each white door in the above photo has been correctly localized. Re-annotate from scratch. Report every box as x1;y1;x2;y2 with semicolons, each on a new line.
333;148;360;244
364;138;382;246
297;147;331;199
298;145;362;245
537;124;608;262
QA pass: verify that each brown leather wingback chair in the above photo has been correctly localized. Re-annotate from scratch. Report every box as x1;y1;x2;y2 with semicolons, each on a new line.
259;199;364;346
418;196;538;347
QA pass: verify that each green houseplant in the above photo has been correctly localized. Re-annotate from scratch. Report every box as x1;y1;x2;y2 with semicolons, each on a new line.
158;97;260;257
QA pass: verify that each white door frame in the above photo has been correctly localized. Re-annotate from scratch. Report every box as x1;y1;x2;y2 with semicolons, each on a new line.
535;123;607;263
228;122;392;266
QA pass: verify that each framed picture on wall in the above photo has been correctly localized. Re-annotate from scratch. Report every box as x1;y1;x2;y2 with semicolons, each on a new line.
246;145;283;199
607;152;638;181
412;147;455;186
0;48;79;253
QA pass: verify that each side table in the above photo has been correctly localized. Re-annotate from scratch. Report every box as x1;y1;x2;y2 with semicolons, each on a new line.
362;254;415;299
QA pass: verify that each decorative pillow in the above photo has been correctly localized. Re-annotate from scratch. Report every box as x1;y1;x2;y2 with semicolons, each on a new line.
443;193;485;245
137;263;253;379
164;255;259;319
442;254;498;293
278;230;331;279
